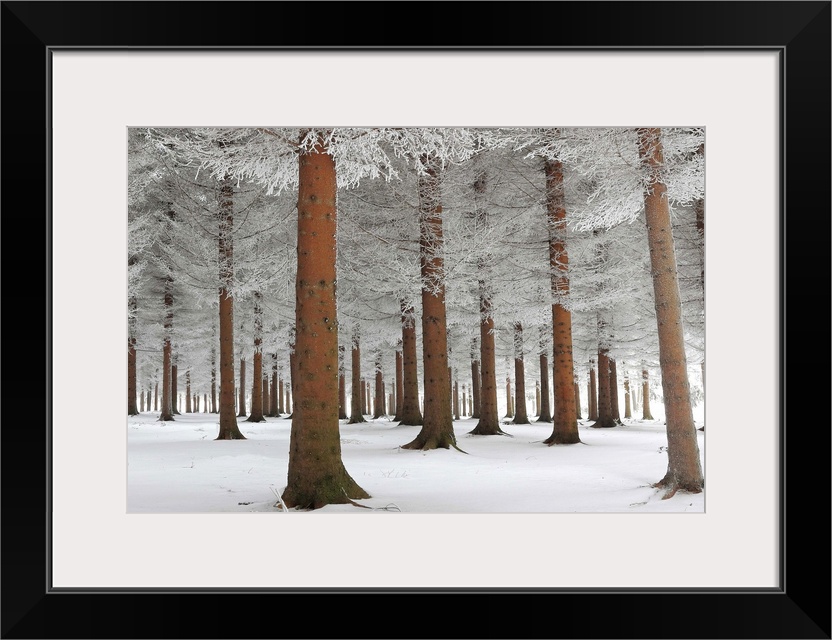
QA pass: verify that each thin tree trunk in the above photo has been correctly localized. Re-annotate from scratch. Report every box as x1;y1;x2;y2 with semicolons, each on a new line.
237;358;247;418
574;378;582;420
537;346;552;422
154;383;158;411
247;292;266;422
641;367;654;420
393;342;404;420
203;393;207;413
462;385;468;418
278;374;284;415
453;380;460;420
624;369;632;419
470;338;481;420
172;363;180;415
470;285;505;435
543;157;580;445
512;321;530;424
588;361;598;421
139;387;144;412
638;127;703;495
402;155;457;451
270;356;279;417
593;346;616;428
159;280;175;422
396;303;422;425
215;174;245;440
210;348;218;413
128;296;139;415
348;330;366;424
361;379;367;415
282;133;368;508
338;345;347;420
185;371;192;413
610;358;622;424
373;351;384;419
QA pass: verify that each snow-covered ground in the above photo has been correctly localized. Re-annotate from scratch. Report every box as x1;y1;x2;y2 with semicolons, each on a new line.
128;407;705;514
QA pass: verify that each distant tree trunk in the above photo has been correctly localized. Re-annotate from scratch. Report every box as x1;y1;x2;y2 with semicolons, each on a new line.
237;359;247;418
210;348;218;413
373;351;384;419
348;330;366;424
128;296;139;415
203;393;207;413
282;132;368;508
512;322;530;424
247;292;266;423
609;358;622;423
172;364;180;415
470;340;481;420
215;174;245;440
287;344;296;417
159;280;175;422
361;379;367;416
537;343;552;423
638;127;703;495
588;361;598;421
574;378;582;420
504;377;513;418
270;356;279;417
462;385;468;418
338;345;347;420
402;155;457;451
185;371;192;413
399;300;422;426
641;367;654;420
263;374;270;417
393;342;404;420
624;370;632;419
154;383;158;411
593;346;616;428
278;374;284;415
139;388;144;412
470;285;505;435
542;157;580;445
453;380;460;420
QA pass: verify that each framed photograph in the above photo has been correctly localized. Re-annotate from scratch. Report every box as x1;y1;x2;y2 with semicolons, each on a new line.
3;1;828;638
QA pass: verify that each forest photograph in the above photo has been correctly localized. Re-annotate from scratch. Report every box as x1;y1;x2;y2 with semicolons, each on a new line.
127;126;706;513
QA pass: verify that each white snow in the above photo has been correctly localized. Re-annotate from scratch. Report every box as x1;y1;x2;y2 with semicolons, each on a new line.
128;407;705;514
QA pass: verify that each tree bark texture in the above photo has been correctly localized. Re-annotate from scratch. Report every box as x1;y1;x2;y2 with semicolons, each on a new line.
247;292;266;422
512;322;530;424
128;295;139;415
469;287;506;435
394;341;404;420
159;280;175;421
348;332;366;424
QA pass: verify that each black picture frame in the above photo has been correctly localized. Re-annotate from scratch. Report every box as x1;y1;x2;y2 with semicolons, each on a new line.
2;2;829;638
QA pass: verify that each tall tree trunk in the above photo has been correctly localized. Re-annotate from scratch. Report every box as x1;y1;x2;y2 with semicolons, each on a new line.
373;351;384;419
505;377;513;418
609;358;622;423
215;174;245;440
172;363;180;415
282;133;368;508
624;369;632;419
462;385;468;418
237;358;247;418
139;387;144;412
537;328;552;421
247;292;266;422
210;348;218;413
270;356;279;417
512;322;530;424
203;393;207;413
154;383;158;412
278;374;285;415
338;345;347;420
543;158;580;445
287;342;296;418
638;127;703;495
641;367;654;420
159;280;175;422
128;296;139;415
574;377;582;420
469;284;506;435
535;382;540;417
185;371;192;413
397;302;422;425
453;379;460;420
470;338;481;420
361;379;367;416
588;361;598;421
402;155;457;451
593;345;616;428
393;341;404;420
348;330;366;424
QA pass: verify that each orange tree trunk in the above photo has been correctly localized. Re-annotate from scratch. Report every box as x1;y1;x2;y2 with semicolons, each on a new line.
281;133;368;508
338;345;347;420
624;369;632;419
348;331;366;424
594;347;616;428
215;175;245;440
247;292;265;422
159;281;175;421
185;371;192;413
538;341;552;422
638;127;703;495
236;358;246;418
128;296;139;415
373;351;384;419
512;321;530;424
402;155;457;451
543;158;580;445
641;367;654;420
393;342;404;420
610;358;622;423
588;362;598;421
469;287;506;435
398;302;423;425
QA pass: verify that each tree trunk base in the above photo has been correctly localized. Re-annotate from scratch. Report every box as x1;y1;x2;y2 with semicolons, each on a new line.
543;432;582;445
468;422;509;436
245;415;266;423
536;412;552;423
158;414;175;422
396;415;423;426
401;432;463;452
590;417;617;428
215;427;246;440
511;417;531;425
347;415;367;424
281;475;370;511
653;470;704;499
